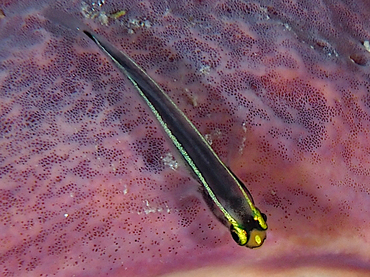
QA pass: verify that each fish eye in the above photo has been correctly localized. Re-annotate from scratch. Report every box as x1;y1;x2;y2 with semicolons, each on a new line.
230;227;241;245
262;212;267;222
230;225;248;246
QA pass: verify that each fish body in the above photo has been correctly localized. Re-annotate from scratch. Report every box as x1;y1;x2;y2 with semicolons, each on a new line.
82;29;268;248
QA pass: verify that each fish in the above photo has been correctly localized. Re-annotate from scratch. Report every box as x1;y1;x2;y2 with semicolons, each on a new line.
77;27;267;248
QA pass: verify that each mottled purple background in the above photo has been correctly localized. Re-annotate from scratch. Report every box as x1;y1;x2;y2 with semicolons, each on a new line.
1;0;370;276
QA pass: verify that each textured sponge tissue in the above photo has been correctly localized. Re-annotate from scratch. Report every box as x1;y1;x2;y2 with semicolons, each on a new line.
1;0;370;276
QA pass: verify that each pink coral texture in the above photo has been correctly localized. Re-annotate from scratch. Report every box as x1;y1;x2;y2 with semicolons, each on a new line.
1;0;370;276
